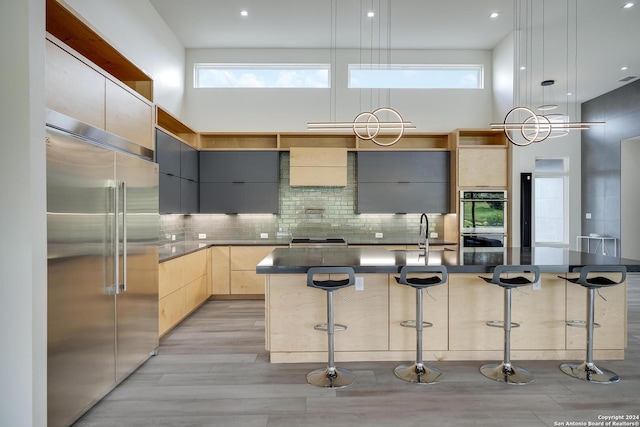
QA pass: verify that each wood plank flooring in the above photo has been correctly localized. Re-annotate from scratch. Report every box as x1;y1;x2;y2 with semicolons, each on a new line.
75;274;640;427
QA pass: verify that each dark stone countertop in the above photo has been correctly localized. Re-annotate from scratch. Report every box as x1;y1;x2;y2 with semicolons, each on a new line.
256;246;640;274
158;239;456;262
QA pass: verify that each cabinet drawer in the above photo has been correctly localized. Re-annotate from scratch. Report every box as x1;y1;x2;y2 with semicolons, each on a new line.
159;288;186;336
185;275;208;313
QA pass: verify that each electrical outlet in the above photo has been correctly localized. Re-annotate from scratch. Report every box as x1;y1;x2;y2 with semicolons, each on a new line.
430;232;438;238
260;233;269;239
198;233;207;239
355;276;364;291
585;213;592;219
375;232;383;239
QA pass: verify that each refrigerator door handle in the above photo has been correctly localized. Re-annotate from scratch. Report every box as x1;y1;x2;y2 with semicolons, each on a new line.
121;181;127;293
114;180;121;294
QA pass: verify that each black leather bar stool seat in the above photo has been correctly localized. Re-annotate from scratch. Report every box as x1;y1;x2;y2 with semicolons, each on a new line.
393;265;448;383
479;265;540;385
558;265;626;384
306;267;356;388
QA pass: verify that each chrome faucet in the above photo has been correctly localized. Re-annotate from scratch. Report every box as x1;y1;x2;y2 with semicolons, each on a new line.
418;213;429;257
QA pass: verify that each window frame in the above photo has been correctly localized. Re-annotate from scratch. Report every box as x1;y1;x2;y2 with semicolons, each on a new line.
347;63;484;89
193;63;331;89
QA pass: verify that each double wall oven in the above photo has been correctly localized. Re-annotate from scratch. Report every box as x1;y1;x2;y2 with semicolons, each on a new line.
460;190;507;247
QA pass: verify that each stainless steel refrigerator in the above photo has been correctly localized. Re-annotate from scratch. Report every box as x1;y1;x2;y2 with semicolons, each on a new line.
46;110;159;427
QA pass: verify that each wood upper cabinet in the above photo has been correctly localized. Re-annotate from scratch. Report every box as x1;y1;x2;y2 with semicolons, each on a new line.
458;147;508;188
453;129;509;189
289;147;347;186
46;39;105;129
105;79;153;150
46;36;154;150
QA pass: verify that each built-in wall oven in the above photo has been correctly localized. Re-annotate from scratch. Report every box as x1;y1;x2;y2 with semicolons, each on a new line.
460;190;507;247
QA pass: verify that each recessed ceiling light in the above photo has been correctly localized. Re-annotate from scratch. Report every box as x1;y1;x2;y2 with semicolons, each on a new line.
623;2;634;8
621;66;630;71
240;10;248;17
566;92;573;96
520;66;526;70
490;12;500;18
367;11;375;18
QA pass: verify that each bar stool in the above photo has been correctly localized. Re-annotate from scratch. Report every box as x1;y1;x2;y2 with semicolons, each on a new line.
306;267;356;388
479;265;540;385
558;265;626;384
393;265;448;384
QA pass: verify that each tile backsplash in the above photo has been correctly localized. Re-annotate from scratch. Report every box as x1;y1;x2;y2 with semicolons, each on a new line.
160;152;446;245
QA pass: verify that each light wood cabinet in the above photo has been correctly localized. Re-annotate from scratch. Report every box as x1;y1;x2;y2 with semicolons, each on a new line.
46;36;154;150
290;147;347;187
211;246;278;298
105;79;153;150
46;39;106;129
210;246;231;295
230;246;277;295
458;147;508;188
158;249;210;336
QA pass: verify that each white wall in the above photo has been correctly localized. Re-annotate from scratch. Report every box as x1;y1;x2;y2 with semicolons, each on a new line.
621;137;640;259
185;48;493;132
492;33;514;122
0;0;47;425
64;0;186;118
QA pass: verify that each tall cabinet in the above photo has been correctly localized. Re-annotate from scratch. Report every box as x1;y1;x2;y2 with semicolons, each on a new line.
450;129;510;243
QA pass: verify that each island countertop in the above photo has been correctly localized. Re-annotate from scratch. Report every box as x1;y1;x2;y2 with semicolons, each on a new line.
256;246;640;274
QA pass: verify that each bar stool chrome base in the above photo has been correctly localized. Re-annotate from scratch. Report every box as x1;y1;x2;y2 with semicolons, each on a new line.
306;366;356;388
559;362;620;384
480;362;534;385
394;362;443;384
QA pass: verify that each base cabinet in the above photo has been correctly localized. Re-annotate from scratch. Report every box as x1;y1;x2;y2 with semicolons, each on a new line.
211;246;278;298
158;249;210;336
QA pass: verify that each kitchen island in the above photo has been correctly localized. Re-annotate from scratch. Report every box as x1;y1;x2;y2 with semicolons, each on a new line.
257;246;640;363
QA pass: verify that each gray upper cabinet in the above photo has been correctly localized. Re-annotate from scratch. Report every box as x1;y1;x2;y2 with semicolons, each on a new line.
156;129;181;176
357;151;450;213
180;144;199;182
199;151;279;214
155;128;199;214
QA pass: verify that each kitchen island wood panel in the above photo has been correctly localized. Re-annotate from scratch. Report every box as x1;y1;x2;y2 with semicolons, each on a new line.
258;247;638;363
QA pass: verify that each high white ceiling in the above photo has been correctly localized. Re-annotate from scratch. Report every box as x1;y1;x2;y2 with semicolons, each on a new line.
149;0;640;103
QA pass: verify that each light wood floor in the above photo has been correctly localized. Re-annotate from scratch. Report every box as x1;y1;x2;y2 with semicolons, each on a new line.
75;274;640;427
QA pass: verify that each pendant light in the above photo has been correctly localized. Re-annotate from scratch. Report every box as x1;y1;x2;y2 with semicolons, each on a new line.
491;0;604;146
307;0;414;146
